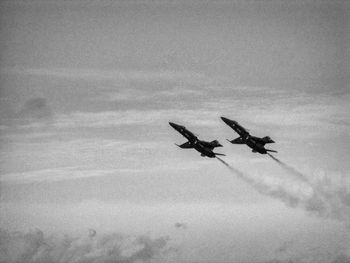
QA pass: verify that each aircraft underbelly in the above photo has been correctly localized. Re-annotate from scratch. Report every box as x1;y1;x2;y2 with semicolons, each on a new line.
247;141;265;153
194;145;215;157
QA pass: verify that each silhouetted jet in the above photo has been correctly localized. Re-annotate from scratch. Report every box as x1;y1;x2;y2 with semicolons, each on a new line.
169;122;225;158
221;117;277;154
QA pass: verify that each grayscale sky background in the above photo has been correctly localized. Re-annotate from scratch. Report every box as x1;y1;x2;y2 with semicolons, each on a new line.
0;1;349;263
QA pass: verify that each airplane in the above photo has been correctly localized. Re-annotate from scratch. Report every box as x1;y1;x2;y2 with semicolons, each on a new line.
169;122;225;158
221;117;277;154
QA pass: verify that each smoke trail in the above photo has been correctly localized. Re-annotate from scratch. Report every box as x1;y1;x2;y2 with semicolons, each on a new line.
267;153;309;183
216;157;254;183
217;156;350;222
216;157;303;207
216;157;350;221
266;155;350;221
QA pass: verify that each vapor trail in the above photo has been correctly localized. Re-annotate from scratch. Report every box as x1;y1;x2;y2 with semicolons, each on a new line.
267;153;309;183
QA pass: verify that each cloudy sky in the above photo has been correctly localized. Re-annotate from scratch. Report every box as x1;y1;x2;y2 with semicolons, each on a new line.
0;0;349;262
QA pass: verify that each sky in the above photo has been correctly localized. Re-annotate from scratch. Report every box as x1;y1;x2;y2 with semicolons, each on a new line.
0;0;350;262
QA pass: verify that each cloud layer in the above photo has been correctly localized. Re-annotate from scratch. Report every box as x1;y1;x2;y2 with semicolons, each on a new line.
0;228;170;263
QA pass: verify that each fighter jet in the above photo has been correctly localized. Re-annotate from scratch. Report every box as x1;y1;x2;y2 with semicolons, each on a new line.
221;117;277;154
169;122;225;158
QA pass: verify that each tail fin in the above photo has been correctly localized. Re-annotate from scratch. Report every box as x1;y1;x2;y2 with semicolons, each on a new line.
210;140;223;148
262;136;275;144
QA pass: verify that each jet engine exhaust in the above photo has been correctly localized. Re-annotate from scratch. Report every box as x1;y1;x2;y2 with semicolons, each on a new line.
215;156;230;167
267;154;309;183
216;157;245;177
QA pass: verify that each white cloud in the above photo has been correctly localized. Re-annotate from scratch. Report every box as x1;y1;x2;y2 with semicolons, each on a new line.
1;200;349;263
208;91;350;138
100;87;203;102
0;154;205;184
53;109;220;129
0;67;208;83
0;167;118;184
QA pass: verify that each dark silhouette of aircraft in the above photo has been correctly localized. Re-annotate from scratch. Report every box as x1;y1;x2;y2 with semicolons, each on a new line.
221;117;277;154
169;122;225;158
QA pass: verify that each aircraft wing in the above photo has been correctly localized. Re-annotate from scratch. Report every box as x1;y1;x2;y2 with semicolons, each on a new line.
176;141;194;148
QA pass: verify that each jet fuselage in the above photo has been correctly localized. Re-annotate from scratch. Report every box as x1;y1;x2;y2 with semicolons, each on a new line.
169;122;223;158
221;117;276;154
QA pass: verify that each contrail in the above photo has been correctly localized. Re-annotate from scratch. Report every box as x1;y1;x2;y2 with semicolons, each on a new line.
267;153;309;183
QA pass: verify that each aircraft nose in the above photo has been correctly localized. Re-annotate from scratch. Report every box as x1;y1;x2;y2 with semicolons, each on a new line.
221;116;228;122
221;117;232;124
169;122;181;129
